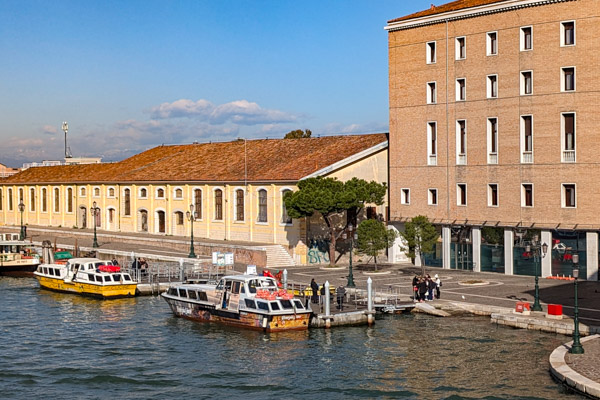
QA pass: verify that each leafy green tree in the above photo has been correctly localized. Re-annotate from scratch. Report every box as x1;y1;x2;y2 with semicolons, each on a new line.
399;215;439;275
284;129;312;139
356;219;397;271
482;226;503;245
284;177;387;265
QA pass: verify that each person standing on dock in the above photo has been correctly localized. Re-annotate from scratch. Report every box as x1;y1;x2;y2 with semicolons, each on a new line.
310;279;319;304
434;274;441;299
336;285;346;310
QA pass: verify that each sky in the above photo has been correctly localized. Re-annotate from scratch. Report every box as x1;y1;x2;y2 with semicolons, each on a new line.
0;0;433;167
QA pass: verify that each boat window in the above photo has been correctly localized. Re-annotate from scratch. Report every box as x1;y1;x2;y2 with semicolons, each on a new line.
216;280;224;290
197;291;208;301
294;300;305;309
123;274;131;281
103;276;111;282
43;267;48;274
168;288;178;296
279;300;293;310
270;301;281;311
248;280;258;293
88;274;96;282
244;299;256;309
50;268;56;276
178;288;187;298
257;301;269;311
232;281;241;294
188;290;197;300
78;274;87;281
225;280;232;290
113;274;121;281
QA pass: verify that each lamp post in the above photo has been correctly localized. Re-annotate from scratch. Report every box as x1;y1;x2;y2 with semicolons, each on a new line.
18;201;25;240
90;201;99;248
343;223;357;288
186;204;196;258
526;234;548;312
570;254;584;354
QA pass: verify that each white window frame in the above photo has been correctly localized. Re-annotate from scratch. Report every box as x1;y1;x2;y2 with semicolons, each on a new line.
192;187;203;220
8;188;13;211
561;112;576;163
488;184;499;207
487;117;498;164
427;121;437;166
173;186;184;200
457;183;467;206
155;187;166;199
213;187;224;222
427;81;437;104
53;186;61;214
486;31;498;56
233;187;245;222
455;36;466;60
106;186;116;199
426;41;436;64
138;187;148;199
487;74;498;99
280;187;293;226
428;188;438;206
93;186;101;198
456;120;467;165
521;183;534;207
520;26;533;51
456;78;466;101
520;115;534;164
561;183;576;208
79;187;86;197
560;20;575;47
256;187;269;224
401;188;410;205
561;66;576;92
520;70;533;95
29;187;36;212
65;186;74;214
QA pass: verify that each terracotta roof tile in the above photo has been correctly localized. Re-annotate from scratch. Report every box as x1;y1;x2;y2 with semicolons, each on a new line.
388;0;508;23
2;133;388;185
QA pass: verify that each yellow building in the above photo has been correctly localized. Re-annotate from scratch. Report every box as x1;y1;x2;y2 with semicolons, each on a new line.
0;134;388;263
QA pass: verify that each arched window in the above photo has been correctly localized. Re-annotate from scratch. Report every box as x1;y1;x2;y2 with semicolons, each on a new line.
30;188;36;212
108;187;115;197
258;189;267;222
19;188;24;203
80;187;86;197
140;188;147;198
236;189;244;221
194;189;202;219
175;188;183;199
0;188;3;211
41;188;47;212
281;189;292;224
94;187;100;197
214;189;223;220
124;189;131;216
67;188;73;213
157;188;165;198
54;188;60;212
175;211;184;225
8;188;13;211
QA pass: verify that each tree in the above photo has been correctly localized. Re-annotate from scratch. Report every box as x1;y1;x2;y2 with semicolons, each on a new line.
356;219;397;271
284;129;312;139
284;176;387;265
399;215;439;275
482;226;503;245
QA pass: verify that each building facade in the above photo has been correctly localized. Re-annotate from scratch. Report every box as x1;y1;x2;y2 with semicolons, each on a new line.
0;134;388;264
386;0;599;279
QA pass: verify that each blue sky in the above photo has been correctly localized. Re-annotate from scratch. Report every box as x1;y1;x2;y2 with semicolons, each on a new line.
0;0;432;167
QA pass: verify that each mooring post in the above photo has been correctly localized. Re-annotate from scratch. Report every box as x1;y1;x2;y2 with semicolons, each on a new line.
179;258;184;282
367;277;374;325
324;281;331;328
283;269;288;290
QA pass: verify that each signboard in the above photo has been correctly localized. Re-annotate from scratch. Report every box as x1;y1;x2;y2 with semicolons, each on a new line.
224;252;234;266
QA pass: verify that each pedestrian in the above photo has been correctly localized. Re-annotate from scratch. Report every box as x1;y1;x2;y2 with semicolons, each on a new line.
418;278;428;303
434;274;442;299
336;285;346;310
310;278;319;304
412;275;419;302
427;274;434;301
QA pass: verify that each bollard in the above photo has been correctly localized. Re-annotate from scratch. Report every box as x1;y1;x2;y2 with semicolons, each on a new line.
324;281;331;328
283;269;288;290
179;258;184;282
367;277;374;325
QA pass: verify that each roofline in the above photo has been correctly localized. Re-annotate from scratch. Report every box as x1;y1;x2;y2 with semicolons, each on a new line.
385;0;574;32
300;140;388;180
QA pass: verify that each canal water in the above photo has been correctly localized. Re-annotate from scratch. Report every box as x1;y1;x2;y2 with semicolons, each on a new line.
0;277;583;400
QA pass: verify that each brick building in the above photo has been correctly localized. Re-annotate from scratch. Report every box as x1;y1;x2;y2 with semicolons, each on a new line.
386;0;599;280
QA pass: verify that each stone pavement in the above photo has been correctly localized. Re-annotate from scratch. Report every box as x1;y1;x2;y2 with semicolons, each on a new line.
550;335;600;398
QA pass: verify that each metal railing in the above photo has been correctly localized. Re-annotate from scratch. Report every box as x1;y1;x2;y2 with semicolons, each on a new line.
488;153;498;164
562;150;575;163
522;151;533;163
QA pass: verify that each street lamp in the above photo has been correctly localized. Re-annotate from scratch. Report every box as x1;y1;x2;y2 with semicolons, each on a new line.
18;201;25;240
186;204;196;258
90;201;99;248
526;234;548;312
570;254;584;354
342;223;357;288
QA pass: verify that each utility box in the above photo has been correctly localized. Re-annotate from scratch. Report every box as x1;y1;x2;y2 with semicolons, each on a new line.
515;301;531;314
547;304;563;320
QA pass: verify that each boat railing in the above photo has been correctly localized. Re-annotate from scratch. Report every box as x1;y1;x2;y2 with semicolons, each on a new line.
122;259;234;285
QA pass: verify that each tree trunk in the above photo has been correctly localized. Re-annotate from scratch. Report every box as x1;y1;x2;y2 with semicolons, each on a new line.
374;255;378;271
328;227;336;266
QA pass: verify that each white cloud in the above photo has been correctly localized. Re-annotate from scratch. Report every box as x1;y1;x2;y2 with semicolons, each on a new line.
42;125;58;135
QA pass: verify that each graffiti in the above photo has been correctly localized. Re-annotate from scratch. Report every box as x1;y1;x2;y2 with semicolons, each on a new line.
308;239;330;264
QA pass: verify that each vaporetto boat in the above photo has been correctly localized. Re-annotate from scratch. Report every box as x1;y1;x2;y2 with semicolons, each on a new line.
34;258;137;299
0;234;41;277
162;274;312;332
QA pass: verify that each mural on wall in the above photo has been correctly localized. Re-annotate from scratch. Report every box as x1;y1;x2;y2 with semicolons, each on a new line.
307;238;330;264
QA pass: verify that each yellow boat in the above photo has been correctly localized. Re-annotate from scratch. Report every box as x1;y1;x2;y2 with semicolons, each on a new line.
34;258;137;299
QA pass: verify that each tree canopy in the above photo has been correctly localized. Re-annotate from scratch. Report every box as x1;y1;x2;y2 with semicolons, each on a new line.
356;219;397;271
284;129;312;139
399;215;439;275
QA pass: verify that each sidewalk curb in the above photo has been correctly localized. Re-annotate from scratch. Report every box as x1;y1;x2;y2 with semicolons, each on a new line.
549;334;600;399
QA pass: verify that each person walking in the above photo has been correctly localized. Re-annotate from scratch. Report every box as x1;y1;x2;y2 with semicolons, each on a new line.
434;274;442;299
310;278;319;304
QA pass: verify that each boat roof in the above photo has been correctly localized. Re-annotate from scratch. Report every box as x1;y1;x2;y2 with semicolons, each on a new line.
67;258;105;264
220;274;276;282
0;240;33;246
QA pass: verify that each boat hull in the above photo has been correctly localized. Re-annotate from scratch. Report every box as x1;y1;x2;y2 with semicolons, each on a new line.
164;297;311;332
36;275;137;299
0;263;39;277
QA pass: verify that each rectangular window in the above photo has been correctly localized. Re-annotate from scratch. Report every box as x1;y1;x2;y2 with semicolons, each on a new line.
54;188;60;213
456;120;467;165
488;184;499;207
522;184;533;207
401;188;410;205
487;75;498;98
456;78;466;101
562;67;575;91
521;71;532;95
30;188;36;212
214;189;223;220
281;190;292;224
41;188;47;212
488;118;498;164
0;189;2;211
521;115;533;163
427;122;437;165
8;188;13;211
426;41;436;64
194;189;202;219
561;21;575;46
521;26;532;51
236;189;244;221
562;113;576;162
455;36;466;60
487;31;497;55
457;184;467;206
562;184;576;208
427;82;437;104
428;189;438;206
258;189;268;223
124;189;131;216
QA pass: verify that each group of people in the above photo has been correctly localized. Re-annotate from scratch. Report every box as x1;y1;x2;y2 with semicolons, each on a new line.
131;257;149;277
412;273;441;302
309;278;346;310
